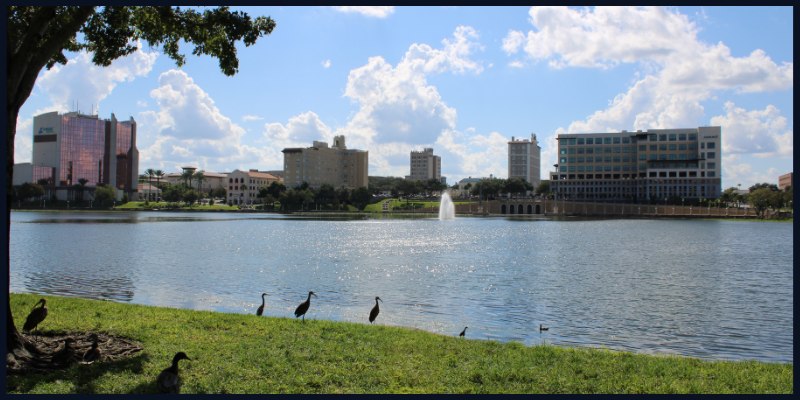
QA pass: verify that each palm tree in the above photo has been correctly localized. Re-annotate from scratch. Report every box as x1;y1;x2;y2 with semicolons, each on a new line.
154;170;165;201
194;170;205;198
144;168;156;201
180;169;194;189
76;178;89;203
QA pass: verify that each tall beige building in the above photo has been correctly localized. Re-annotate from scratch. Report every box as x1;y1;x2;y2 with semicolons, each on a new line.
508;133;541;189
282;135;368;189
407;148;441;182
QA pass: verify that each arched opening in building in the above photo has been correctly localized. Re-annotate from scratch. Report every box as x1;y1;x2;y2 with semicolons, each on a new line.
501;204;506;214
518;204;524;214
535;204;541;214
509;204;514;214
527;204;533;214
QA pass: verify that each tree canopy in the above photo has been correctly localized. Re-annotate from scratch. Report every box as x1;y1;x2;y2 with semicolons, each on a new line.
5;5;275;359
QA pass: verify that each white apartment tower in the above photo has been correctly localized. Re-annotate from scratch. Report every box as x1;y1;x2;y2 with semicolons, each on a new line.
407;148;441;182
508;133;541;189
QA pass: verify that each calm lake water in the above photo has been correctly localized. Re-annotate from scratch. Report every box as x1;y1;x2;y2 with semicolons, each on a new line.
9;210;793;363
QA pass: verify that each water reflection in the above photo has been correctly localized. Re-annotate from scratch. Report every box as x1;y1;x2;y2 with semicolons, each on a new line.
26;270;134;302
9;211;793;363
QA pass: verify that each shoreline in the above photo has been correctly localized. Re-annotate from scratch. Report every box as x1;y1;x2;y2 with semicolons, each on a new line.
8;293;793;394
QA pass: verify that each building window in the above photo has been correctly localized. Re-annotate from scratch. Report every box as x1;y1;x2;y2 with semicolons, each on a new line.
706;142;716;149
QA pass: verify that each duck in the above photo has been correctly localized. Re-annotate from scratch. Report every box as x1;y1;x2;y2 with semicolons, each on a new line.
539;324;549;332
52;338;76;365
82;333;101;363
459;326;467;337
157;352;191;393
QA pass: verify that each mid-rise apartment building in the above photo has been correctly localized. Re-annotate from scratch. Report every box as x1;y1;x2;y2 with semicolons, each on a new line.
227;169;281;205
282;135;368;189
550;126;721;202
26;111;138;200
508;133;541;189
778;172;793;191
407;148;441;182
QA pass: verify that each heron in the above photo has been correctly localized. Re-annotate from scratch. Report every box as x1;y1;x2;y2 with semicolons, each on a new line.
368;296;382;324
157;352;191;394
539;324;549;332
459;327;467;337
23;298;48;334
294;291;316;322
256;292;268;316
82;333;101;364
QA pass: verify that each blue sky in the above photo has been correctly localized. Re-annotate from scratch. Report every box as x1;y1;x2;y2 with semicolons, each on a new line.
14;6;793;189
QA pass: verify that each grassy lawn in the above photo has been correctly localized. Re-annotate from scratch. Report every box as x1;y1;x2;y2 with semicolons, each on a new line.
7;293;792;394
115;201;240;211
364;198;473;213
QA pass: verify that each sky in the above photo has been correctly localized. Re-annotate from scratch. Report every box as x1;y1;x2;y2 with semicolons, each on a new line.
14;6;793;190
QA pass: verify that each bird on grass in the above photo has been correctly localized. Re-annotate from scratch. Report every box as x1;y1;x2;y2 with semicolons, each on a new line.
256;292;268;316
157;352;191;394
82;333;101;364
539;324;549;332
368;296;382;324
294;291;316;322
23;298;48;334
52;338;76;365
459;327;468;337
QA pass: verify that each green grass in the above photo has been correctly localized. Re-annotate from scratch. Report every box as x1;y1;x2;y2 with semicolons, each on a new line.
115;201;239;211
8;293;792;394
364;198;473;213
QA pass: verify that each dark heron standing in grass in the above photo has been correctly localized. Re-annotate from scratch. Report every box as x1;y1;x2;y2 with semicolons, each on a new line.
23;298;48;333
82;333;101;363
459;327;467;337
157;352;191;393
368;296;382;324
256;292;268;316
539;324;549;332
294;291;316;322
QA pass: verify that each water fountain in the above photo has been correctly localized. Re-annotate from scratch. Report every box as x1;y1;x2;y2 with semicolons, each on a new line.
438;191;456;220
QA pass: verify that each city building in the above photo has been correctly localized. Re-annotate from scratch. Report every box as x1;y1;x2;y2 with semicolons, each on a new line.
778;172;793;191
23;110;138;201
282;135;368;189
508;133;541;190
407;148;441;182
550;126;721;202
227;169;281;205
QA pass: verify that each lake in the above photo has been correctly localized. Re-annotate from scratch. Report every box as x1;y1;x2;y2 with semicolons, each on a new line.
9;210;793;363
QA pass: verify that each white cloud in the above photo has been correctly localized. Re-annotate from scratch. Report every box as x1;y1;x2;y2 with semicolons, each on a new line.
334;26;487;177
322;59;332;69
504;5;793;165
36;40;158;114
242;114;263;122
138;70;269;172
710;102;792;157
332;6;395;18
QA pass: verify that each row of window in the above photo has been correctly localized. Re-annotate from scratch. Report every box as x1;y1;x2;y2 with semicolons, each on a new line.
559;133;700;146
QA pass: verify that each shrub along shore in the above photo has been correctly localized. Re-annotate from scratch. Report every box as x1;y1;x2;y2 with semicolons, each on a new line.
7;293;792;394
